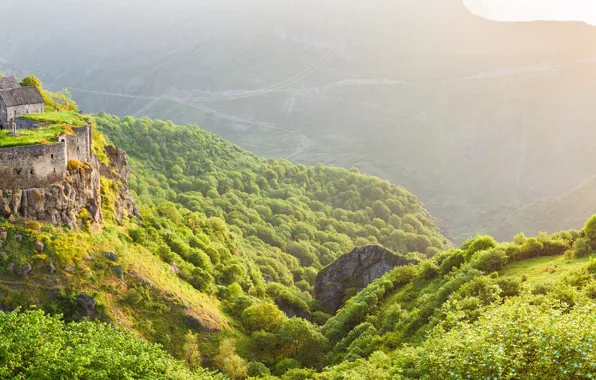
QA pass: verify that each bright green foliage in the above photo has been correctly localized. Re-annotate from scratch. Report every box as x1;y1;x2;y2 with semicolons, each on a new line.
584;215;596;242
214;338;247;379
242;303;286;332
247;361;271;377
462;235;497;260
20;75;41;88
398;297;596;379
469;247;508;273
573;237;592;258
95;113;447;304
0;309;221;379
7;106;596;379
276;318;329;368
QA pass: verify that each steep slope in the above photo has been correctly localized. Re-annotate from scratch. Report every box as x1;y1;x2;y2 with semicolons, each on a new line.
0;98;451;378
307;217;596;379
2;0;596;241
96;112;448;304
495;176;596;241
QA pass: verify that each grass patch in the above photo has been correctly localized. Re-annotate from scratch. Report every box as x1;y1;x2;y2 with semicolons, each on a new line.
501;254;595;286
0;112;89;148
20;111;86;127
0;125;69;148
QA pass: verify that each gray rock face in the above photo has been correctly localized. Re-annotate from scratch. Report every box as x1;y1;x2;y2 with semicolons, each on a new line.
104;252;118;261
19;263;32;277
113;265;124;278
76;292;97;319
98;145;140;222
0;145;138;229
34;241;44;253
314;245;416;314
0;156;103;229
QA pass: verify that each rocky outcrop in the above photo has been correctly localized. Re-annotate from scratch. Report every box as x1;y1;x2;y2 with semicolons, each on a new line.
314;245;416;314
76;292;97;319
0;155;103;229
99;145;140;222
0;145;138;229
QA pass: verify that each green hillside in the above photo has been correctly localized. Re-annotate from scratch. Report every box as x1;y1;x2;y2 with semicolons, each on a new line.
3;82;596;378
495;176;596;241
308;218;596;379
96;112;447;302
0;82;451;379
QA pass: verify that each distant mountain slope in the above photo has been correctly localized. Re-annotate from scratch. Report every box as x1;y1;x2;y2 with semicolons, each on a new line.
2;0;596;242
495;177;596;241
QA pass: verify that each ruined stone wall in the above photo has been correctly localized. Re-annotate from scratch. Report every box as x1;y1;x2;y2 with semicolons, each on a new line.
15;117;47;130
1;104;45;130
10;103;45;119
3;104;45;126
0;143;67;189
0;155;103;229
60;125;91;163
0;105;7;129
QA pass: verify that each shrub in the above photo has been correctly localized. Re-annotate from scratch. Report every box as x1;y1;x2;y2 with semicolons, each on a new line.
312;311;331;326
214;338;247;380
573;237;592;258
247;361;271;377
400;299;596;379
462;235;497;260
0;309;220;379
273;359;301;376
439;250;465;275
584;214;596;242
420;260;440;279
67;160;89;171
242;303;286;333
282;368;317;380
469;248;508;273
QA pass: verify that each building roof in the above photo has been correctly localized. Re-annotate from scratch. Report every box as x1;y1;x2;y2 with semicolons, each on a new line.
0;76;21;90
0;87;44;107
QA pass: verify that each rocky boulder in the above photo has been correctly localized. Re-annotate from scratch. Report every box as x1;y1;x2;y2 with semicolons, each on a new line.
0;156;103;230
314;245;416;314
76;292;97;318
0;145;138;229
99;145;140;222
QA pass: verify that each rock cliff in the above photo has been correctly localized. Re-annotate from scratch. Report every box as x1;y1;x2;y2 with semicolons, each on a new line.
99;145;140;223
0;145;137;229
314;245;416;314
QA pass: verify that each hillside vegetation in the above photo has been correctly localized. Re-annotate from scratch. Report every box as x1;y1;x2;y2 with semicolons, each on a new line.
96;113;447;306
5;0;596;243
495;176;596;241
3;83;596;378
302;216;596;379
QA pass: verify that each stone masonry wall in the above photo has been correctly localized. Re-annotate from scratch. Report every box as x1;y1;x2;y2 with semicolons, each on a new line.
0;155;103;229
16;117;48;130
0;143;67;189
59;125;91;163
1;103;45;129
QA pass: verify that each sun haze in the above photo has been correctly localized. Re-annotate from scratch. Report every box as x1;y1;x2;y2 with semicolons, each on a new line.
465;0;596;25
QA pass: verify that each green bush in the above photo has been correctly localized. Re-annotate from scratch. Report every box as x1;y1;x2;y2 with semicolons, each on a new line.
470;248;508;273
273;358;301;376
0;309;221;379
242;303;286;333
247;361;271;377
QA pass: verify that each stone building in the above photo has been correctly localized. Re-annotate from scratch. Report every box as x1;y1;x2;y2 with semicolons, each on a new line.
0;76;21;90
0;86;45;130
0;125;92;189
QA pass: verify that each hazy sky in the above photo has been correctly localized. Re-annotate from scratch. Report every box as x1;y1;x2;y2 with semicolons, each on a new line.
465;0;596;25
